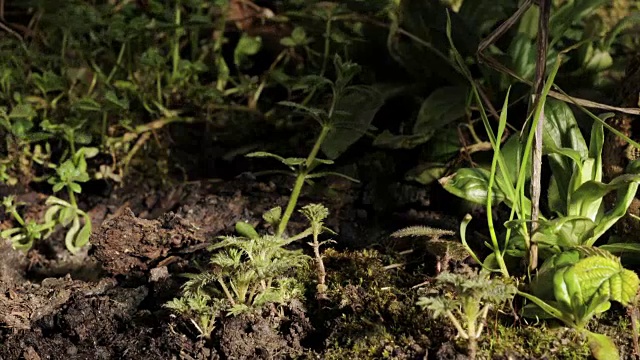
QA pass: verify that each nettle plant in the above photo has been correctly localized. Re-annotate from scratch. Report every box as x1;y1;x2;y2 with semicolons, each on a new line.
166;57;367;338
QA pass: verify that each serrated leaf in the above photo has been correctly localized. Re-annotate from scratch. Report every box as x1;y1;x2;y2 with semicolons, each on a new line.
570;256;639;306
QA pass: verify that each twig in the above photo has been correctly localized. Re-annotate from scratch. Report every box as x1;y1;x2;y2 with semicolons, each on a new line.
529;0;551;272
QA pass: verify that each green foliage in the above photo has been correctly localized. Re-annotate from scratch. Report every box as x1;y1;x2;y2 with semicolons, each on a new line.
1;196;55;251
417;270;517;359
519;248;639;360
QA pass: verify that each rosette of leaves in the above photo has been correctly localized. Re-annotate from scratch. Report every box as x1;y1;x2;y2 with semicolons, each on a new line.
520;247;640;359
166;231;309;336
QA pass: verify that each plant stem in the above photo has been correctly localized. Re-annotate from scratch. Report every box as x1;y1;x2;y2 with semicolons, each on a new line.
172;2;182;81
67;186;77;208
277;126;331;237
277;173;306;237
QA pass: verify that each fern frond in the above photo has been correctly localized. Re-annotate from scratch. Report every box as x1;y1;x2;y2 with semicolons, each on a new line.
391;226;455;239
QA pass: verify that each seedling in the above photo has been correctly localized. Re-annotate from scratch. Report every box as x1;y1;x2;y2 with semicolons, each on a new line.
299;203;336;300
1;195;55;251
417;270;516;360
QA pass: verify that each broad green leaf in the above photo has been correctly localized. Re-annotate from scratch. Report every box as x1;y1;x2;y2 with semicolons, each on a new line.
321;85;385;159
439;168;506;205
75;218;92;248
508;33;536;80
570;255;639;306
413;86;468;135
584;330;619;360
543;99;588;212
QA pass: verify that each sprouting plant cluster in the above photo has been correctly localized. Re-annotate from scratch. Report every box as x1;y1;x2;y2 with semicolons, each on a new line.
0;0;384;253
3;0;640;358
166;55;362;338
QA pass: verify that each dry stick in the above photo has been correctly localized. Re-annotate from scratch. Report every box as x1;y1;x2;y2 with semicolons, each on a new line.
529;0;551;272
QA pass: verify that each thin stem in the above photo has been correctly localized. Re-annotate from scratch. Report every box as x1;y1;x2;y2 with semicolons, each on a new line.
218;278;236;305
277;126;331;237
277;173;306;237
106;42;127;84
529;0;551;273
172;2;182;81
67;186;77;208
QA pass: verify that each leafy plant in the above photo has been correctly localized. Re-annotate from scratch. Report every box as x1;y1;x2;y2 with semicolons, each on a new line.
247;55;362;237
1;195;55;251
417;270;517;360
164;220;309;336
299;203;336;300
519;247;640;359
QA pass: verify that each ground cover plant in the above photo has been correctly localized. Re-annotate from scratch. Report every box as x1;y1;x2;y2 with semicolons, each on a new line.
2;0;640;359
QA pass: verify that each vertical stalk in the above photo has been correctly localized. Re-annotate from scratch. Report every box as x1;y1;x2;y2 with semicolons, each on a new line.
529;0;551;272
277;126;331;237
172;2;182;81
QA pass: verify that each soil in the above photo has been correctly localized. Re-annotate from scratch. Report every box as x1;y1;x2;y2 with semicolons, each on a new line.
0;166;462;360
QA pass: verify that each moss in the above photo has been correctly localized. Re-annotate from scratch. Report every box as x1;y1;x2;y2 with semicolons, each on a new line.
480;321;591;359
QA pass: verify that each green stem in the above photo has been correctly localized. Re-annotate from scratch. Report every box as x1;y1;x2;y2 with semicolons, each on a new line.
67;186;77;208
107;42;127;84
277;172;306;237
277;126;331;237
172;2;182;81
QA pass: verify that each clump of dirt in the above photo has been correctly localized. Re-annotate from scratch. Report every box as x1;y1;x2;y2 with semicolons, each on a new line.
0;274;200;360
91;208;206;277
215;300;312;359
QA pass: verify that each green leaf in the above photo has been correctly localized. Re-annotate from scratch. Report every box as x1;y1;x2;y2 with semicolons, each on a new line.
549;0;609;41
65;217;81;254
570;256;639;306
104;90;129;110
543;99;588;212
69;182;82;194
9;104;37;120
52;182;65;193
439;168;506;205
234;34;262;69
508;32;536;80
584;330;619;360
74;218;92;248
72;97;102;112
235;221;259;239
599;243;640;254
413;86;468;135
569;175;640;243
321;85;384;159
